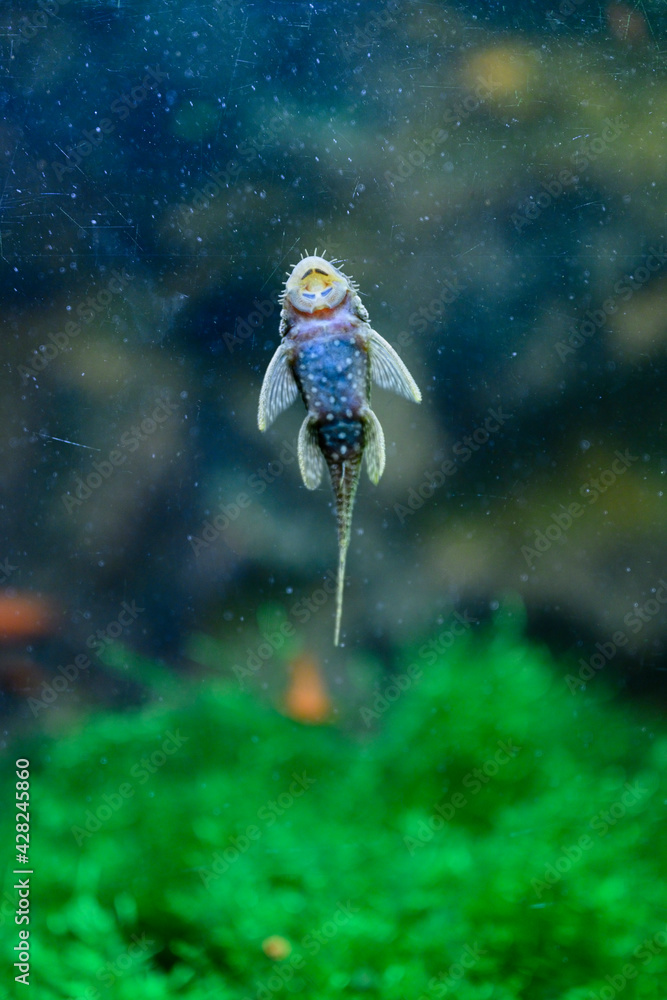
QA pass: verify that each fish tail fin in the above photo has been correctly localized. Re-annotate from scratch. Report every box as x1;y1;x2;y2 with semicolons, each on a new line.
330;456;362;646
334;533;347;648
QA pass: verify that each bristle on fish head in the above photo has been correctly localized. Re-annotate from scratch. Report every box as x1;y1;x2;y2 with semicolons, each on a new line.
284;255;349;314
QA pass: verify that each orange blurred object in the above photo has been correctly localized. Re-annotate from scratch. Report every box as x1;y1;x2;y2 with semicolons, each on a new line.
0;657;50;695
262;935;292;960
606;3;648;42
282;654;332;724
0;592;56;641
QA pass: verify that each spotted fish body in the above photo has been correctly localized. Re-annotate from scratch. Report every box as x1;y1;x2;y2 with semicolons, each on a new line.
258;253;421;645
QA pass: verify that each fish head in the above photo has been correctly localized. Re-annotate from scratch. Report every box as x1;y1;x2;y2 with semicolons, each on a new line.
284;255;350;314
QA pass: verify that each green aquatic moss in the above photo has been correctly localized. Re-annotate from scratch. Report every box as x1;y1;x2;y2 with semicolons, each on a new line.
1;626;665;999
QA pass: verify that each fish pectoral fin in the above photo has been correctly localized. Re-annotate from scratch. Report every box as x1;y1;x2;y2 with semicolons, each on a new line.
298;417;324;490
258;343;299;431
362;409;385;484
368;329;422;403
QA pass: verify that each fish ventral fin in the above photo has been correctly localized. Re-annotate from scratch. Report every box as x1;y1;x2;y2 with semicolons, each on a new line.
258;343;299;431
368;330;422;403
298;417;324;489
362;408;385;484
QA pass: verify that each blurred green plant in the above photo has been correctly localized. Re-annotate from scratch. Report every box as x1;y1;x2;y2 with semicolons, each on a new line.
1;623;665;999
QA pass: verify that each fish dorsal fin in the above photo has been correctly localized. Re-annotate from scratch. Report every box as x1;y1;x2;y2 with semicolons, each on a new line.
298;416;324;489
362;408;385;484
368;330;422;403
258;343;299;431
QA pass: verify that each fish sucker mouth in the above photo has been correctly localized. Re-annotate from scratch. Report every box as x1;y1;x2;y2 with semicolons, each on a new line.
286;261;349;312
299;267;336;292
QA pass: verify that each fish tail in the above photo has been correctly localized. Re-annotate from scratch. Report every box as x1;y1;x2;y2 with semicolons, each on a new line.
330;457;362;646
334;540;347;648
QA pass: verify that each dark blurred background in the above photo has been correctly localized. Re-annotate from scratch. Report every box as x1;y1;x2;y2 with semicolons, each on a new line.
1;0;665;718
